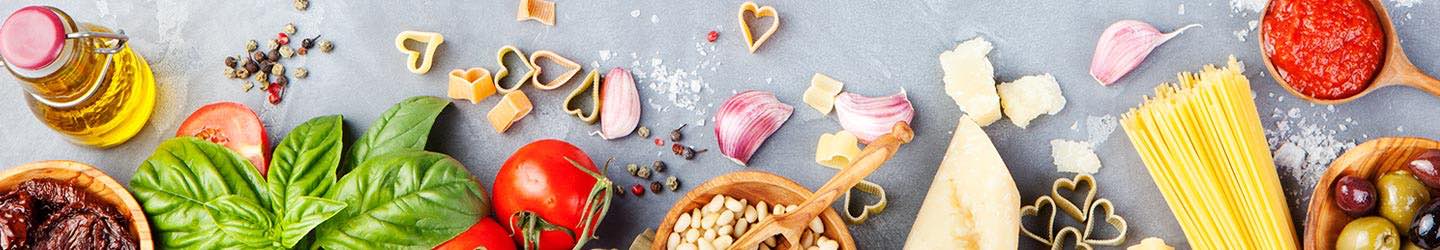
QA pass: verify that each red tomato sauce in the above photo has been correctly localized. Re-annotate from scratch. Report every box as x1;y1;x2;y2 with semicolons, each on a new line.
1262;0;1385;100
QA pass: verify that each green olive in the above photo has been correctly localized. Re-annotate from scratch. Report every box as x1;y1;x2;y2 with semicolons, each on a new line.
1336;217;1401;250
1379;170;1432;230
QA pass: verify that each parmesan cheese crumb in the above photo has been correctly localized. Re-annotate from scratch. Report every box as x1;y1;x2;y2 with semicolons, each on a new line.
1051;139;1101;174
998;74;1066;129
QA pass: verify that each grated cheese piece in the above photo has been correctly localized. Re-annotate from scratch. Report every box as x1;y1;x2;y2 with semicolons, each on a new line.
939;37;1001;126
1051;139;1101;174
997;74;1066;129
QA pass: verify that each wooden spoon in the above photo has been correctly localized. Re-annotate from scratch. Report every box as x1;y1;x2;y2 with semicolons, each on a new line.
1258;0;1440;104
729;122;913;249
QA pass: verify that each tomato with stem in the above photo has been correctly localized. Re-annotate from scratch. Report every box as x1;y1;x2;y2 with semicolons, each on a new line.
492;139;614;250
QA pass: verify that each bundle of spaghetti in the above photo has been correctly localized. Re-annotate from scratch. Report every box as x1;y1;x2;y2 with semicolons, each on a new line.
1120;56;1297;249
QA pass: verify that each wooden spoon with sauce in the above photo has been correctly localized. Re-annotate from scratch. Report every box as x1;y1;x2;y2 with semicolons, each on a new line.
1258;0;1440;105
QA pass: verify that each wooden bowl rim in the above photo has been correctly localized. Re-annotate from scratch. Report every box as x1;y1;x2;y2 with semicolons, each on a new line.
651;170;855;249
1304;137;1440;250
0;160;153;250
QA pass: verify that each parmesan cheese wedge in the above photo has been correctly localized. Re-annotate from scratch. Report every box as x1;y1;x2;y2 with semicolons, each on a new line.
487;91;533;133
939;37;1001;126
903;116;1019;249
998;74;1066;129
803;73;845;115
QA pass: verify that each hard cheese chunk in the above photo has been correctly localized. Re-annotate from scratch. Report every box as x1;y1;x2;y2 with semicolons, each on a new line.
904;116;1019;249
487;91;533;133
1051;139;1101;174
815;131;861;169
939;37;1001;126
998;74;1066;129
803;73;845;115
447;68;496;104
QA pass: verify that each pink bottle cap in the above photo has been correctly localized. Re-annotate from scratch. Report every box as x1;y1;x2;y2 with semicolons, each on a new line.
0;6;66;71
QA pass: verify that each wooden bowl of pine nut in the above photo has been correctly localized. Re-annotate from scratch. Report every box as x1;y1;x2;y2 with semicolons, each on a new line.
652;171;854;250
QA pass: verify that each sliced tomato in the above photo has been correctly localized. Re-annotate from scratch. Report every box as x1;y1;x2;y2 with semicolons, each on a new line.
176;102;270;175
434;217;516;250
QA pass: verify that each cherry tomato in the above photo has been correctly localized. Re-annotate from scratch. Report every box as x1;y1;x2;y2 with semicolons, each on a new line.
433;217;516;250
492;139;614;250
176;102;270;175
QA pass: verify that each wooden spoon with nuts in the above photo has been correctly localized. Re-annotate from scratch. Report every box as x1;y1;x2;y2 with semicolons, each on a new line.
729;122;913;249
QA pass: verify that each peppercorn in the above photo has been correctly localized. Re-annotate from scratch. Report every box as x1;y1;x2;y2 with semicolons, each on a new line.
650;181;663;193
294;0;308;11
282;23;297;35
279;46;295;58
297;47;308;56
223;68;236;79
277;33;290;45
254;71;269;82
251;51;268;63
626;163;639;176
271;63;285;76
275;75;289;86
707;31;719;42
294;67;309;79
670;124;686;141
260;63;274;76
242;81;255;92
318;40;333;52
630;184;645;196
614;185;625;196
636;165;652;179
652;161;667;172
638;126;650;138
301;35;321;49
267;82;284;104
224;56;238;68
266;39;279;51
246;40;259;52
267;49;281;61
243;59;259;75
665;176;680;191
235;68;251;79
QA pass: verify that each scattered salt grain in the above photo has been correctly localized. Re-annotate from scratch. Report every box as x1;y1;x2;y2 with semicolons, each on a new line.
1178;4;1186;15
1265;106;1358;227
1393;0;1423;8
651;15;659;24
631;10;641;18
1229;0;1267;14
1085;115;1118;145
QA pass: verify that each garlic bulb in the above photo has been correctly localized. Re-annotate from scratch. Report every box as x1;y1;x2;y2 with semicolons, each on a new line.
600;67;640;139
834;90;914;143
1089;20;1200;86
713;90;794;166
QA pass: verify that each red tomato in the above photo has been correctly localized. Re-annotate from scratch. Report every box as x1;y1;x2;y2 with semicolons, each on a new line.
176;102;270;175
434;217;516;250
492;139;614;250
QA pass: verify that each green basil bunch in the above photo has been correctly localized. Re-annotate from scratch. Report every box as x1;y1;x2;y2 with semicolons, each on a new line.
131;96;488;249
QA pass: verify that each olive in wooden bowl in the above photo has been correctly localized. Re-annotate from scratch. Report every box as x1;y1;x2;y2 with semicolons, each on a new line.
652;171;854;250
1306;137;1440;250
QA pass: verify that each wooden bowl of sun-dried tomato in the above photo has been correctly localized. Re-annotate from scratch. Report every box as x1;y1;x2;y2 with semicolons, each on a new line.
0;160;151;250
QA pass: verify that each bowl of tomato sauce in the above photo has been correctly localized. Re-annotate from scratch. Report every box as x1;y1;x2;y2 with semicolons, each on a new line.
1259;0;1440;104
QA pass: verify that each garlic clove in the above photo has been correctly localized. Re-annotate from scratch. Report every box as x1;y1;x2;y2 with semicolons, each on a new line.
600;67;641;139
714;90;794;166
1089;20;1200;86
834;90;914;143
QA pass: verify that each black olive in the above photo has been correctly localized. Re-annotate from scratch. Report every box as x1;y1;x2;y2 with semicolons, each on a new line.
1410;199;1440;248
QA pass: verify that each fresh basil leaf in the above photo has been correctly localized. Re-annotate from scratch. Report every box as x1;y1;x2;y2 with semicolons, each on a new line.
268;115;344;208
202;195;279;248
315;151;489;249
130;137;272;249
276;196;347;248
342;96;449;173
